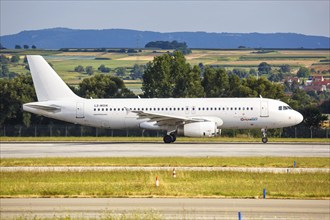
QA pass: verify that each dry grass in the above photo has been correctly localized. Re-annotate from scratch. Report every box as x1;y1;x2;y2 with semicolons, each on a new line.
1;157;329;168
1;171;329;199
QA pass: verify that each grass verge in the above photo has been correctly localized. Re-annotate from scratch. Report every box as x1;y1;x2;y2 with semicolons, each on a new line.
1;157;329;168
1;171;329;199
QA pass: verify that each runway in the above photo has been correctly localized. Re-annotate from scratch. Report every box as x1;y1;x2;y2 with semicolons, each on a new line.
1;142;329;219
1;142;329;158
1;198;329;219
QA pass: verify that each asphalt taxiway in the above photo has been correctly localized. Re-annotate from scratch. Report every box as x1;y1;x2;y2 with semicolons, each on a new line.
1;198;329;219
1;142;329;158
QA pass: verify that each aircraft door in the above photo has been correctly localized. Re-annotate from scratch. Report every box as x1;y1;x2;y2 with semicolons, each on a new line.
260;101;269;117
76;102;84;118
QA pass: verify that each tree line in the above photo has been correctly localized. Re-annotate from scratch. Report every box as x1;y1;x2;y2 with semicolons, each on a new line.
73;64;145;80
145;40;192;55
0;51;328;132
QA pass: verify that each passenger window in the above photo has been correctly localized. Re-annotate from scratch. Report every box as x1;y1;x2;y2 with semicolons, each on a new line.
251;107;253;110
238;107;241;110
246;107;249;110
94;108;96;111
234;107;237;110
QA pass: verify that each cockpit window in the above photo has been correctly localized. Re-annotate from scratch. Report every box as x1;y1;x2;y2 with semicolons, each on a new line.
279;105;293;111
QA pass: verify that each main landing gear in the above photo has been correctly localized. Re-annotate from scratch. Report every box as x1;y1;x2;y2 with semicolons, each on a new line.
261;128;268;143
163;132;177;143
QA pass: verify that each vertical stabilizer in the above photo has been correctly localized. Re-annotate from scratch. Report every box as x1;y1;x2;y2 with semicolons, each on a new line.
27;55;79;101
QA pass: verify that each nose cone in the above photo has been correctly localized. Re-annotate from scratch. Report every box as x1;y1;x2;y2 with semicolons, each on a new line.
295;111;304;125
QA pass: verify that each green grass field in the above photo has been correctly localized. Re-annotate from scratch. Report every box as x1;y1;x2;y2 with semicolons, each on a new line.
1;171;328;199
4;49;330;85
1;156;328;199
1;157;329;168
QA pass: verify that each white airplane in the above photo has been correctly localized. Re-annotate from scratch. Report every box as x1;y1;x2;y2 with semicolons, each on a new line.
23;55;303;143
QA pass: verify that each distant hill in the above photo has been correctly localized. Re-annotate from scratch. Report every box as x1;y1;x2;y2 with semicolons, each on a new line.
1;28;329;49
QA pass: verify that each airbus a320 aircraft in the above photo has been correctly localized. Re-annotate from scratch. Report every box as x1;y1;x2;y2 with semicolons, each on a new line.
23;55;303;143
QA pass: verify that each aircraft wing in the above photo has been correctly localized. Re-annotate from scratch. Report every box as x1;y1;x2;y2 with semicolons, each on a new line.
131;110;214;126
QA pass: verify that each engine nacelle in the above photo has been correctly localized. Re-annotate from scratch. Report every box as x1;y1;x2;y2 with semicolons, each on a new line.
177;121;218;137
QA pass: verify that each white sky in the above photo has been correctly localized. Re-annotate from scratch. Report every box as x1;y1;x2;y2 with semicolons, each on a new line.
1;0;329;37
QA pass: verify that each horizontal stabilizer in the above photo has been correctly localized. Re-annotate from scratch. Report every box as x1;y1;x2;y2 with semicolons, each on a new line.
23;103;61;113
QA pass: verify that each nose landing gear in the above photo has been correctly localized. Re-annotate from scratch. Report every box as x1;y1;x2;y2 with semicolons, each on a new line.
261;128;268;143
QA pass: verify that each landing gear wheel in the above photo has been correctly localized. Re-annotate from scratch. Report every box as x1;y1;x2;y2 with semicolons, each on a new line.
261;128;268;144
163;135;173;143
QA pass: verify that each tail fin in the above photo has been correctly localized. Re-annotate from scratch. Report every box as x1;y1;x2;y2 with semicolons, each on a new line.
27;55;79;101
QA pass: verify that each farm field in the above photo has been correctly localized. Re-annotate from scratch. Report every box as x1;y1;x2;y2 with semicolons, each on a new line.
3;49;330;92
3;49;330;84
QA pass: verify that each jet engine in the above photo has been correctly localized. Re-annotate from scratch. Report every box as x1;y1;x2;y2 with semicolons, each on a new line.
177;121;218;137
